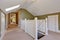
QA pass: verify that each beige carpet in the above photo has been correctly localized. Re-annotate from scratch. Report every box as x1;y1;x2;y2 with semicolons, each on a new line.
8;24;18;29
39;31;60;40
2;28;34;40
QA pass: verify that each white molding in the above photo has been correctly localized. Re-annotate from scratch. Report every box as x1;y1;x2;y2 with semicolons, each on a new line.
57;30;60;33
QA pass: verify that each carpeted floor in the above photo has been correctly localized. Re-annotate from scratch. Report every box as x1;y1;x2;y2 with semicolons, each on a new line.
39;31;60;40
2;28;34;40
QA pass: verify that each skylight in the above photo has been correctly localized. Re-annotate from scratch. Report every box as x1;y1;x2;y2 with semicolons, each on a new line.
5;4;20;11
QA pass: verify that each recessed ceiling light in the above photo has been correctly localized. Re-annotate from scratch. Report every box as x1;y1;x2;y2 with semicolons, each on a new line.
5;4;20;11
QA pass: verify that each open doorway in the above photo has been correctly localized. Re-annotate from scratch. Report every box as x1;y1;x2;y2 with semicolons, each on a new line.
10;13;16;24
8;12;18;29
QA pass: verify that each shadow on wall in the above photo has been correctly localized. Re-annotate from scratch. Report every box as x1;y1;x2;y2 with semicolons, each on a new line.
18;8;34;20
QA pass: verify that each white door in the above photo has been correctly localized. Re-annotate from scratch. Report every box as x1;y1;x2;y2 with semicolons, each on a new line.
1;12;5;36
48;15;58;32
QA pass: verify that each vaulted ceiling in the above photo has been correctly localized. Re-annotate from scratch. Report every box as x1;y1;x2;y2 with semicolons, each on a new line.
0;0;60;16
0;0;25;13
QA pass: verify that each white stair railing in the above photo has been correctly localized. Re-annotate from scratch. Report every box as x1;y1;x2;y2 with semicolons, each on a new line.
38;18;48;35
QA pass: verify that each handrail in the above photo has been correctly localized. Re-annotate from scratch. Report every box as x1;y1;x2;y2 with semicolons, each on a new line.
38;20;46;34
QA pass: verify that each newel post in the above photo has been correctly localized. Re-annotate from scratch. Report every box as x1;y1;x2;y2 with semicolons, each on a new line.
35;17;38;40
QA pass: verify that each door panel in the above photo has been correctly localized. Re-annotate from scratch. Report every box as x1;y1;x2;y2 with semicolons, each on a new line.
48;15;58;32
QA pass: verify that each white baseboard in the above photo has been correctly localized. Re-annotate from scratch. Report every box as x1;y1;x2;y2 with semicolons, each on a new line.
57;30;60;33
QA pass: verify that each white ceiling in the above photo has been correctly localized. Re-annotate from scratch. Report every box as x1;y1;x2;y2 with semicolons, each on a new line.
0;0;60;16
25;0;60;16
0;0;26;13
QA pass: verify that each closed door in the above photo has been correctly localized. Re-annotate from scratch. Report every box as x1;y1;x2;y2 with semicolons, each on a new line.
48;15;58;32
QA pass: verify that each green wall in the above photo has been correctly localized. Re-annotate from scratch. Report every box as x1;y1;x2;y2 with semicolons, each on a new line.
18;9;34;20
35;15;47;19
35;12;59;19
58;14;60;30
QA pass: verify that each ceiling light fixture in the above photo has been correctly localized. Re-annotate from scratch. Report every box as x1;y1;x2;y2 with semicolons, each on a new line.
32;0;35;1
5;4;20;11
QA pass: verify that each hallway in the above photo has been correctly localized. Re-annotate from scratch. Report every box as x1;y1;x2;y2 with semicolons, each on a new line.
1;0;60;40
2;28;33;40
